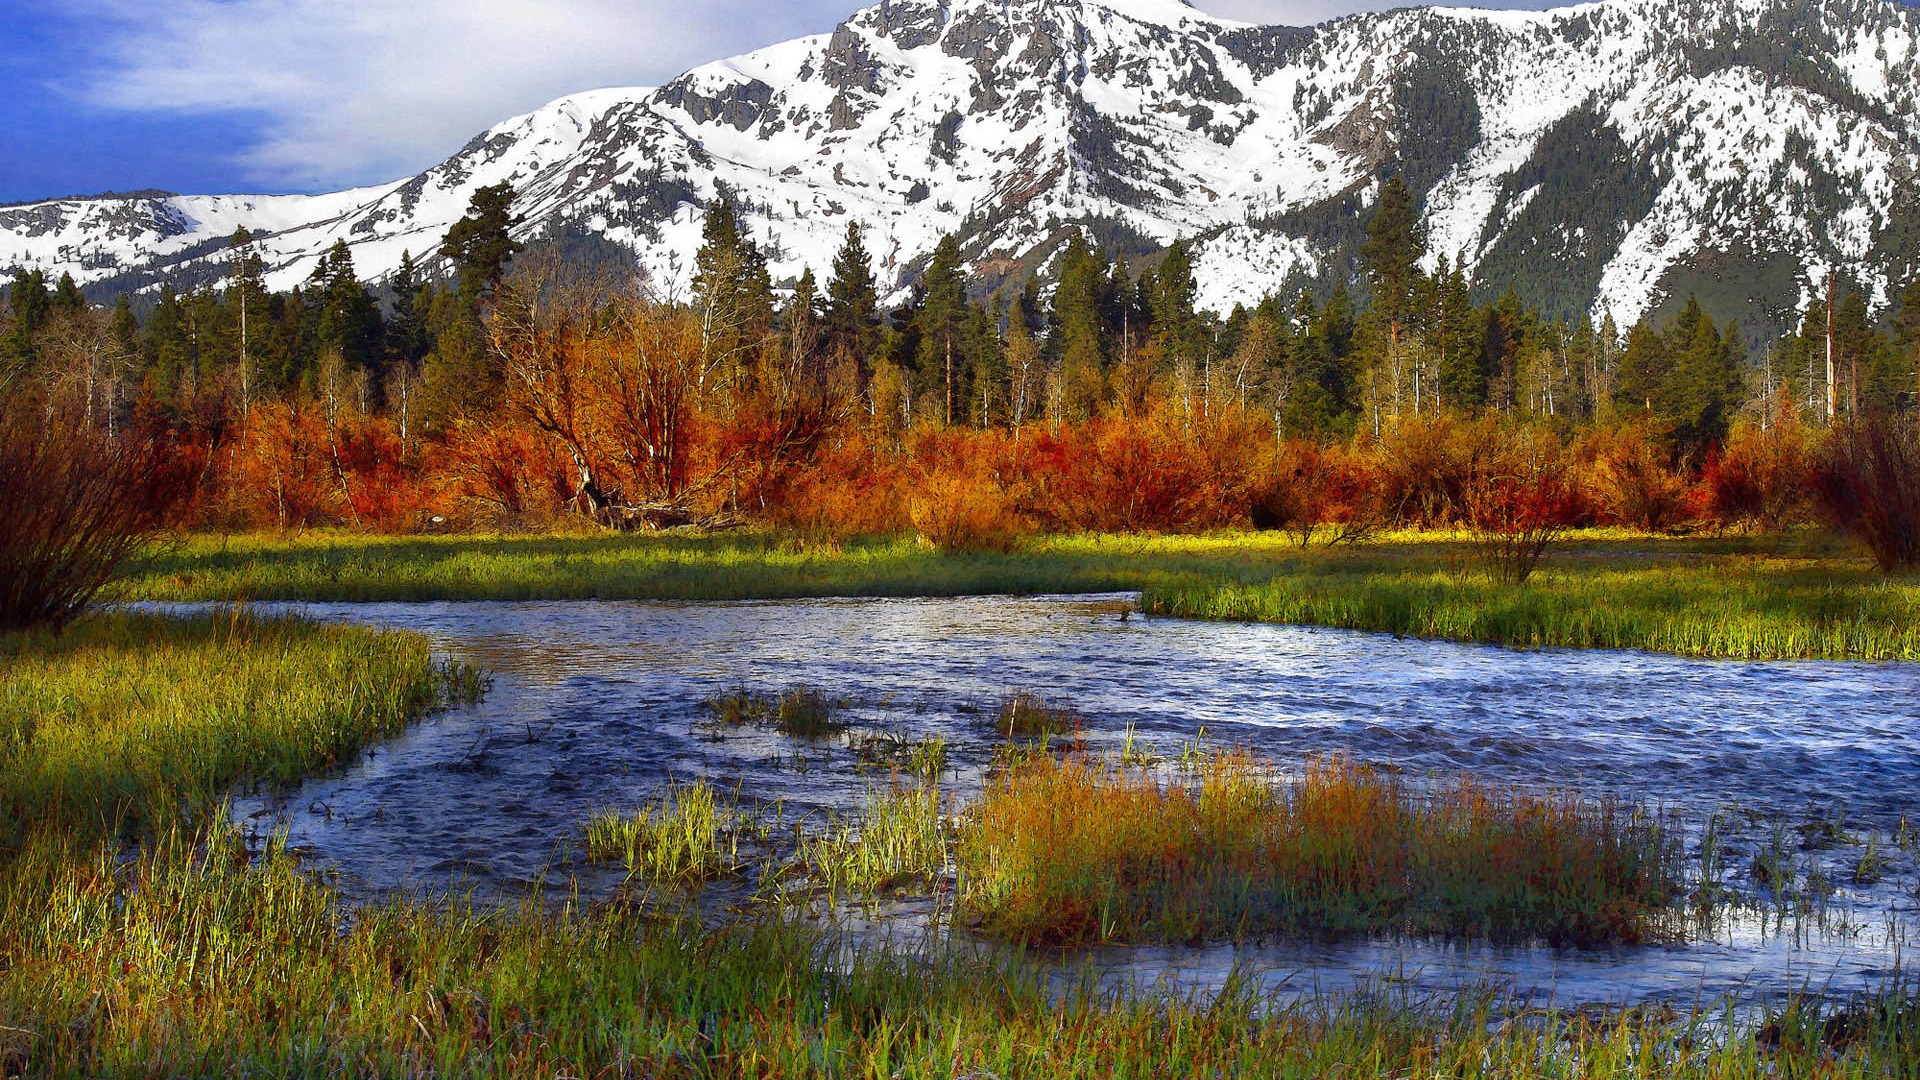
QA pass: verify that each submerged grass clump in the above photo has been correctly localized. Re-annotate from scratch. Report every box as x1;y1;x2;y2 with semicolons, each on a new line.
996;690;1079;739
800;784;946;894
955;754;1681;947
702;684;844;738
703;686;774;726
776;686;842;738
584;779;745;882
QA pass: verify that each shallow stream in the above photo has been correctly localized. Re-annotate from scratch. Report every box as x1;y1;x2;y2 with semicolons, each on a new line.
212;595;1920;1010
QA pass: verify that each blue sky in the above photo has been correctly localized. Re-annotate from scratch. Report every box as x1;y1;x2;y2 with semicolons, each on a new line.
0;0;1835;204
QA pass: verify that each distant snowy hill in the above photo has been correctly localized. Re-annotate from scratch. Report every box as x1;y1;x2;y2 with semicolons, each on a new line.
4;0;1918;335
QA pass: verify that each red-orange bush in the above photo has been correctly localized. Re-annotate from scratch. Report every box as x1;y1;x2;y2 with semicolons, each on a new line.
1462;429;1586;584
1811;418;1920;571
1576;422;1692;532
1700;422;1813;532
0;400;192;631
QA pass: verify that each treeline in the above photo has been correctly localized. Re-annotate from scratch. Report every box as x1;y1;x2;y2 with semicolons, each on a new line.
1;177;1917;545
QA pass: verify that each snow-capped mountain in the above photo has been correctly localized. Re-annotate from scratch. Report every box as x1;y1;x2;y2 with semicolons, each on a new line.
4;0;1918;333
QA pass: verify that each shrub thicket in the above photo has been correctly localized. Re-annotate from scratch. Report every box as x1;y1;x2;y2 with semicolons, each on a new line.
1812;418;1920;571
0;402;190;633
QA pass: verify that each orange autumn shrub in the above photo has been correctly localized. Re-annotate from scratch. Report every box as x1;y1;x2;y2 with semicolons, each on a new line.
1700;421;1814;532
1370;415;1486;527
1251;439;1389;545
1575;421;1692;532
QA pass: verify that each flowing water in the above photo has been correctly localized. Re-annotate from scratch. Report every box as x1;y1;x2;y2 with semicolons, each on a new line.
211;595;1920;1010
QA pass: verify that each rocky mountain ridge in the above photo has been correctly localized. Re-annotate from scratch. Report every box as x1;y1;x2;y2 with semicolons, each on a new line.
4;0;1917;337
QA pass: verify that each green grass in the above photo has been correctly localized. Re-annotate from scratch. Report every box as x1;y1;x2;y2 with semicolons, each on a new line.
116;527;1920;660
583;779;747;882
1144;554;1920;660
0;611;476;851
799;783;947;894
954;753;1682;948
9;826;1918;1077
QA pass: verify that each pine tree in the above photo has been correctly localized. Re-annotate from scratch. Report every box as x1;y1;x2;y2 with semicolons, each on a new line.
308;240;386;407
441;182;523;302
144;286;196;403
692;198;776;392
824;221;878;372
6;269;51;372
385;250;432;440
1480;289;1533;411
229;228;268;414
914;235;967;424
1658;306;1742;449
1282;289;1343;436
1360;175;1426;367
1049;234;1110;421
1432;260;1485;410
1898;280;1920;427
1149;240;1200;372
51;273;86;315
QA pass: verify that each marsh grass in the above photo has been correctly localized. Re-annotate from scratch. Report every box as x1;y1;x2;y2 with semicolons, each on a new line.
799;784;946;895
1146;555;1920;660
583;779;748;882
0;610;474;850
119;528;1918;660
996;690;1079;740
0;610;1917;1074
701;685;844;738
8;824;1917;1077
954;753;1682;947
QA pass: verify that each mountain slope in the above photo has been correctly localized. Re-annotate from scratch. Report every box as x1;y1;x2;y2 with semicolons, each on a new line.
3;0;1917;336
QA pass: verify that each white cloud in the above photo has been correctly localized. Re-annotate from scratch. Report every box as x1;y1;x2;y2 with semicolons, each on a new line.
71;0;1555;191
75;0;853;189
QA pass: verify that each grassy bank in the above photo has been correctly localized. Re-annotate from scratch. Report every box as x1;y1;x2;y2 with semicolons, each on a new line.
117;527;1920;660
14;830;1920;1077
1142;553;1920;661
1;612;1917;1074
0;611;477;850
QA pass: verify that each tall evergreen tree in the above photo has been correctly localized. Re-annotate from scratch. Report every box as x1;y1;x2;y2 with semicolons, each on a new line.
309;240;386;406
1898;280;1920;425
914;235;968;424
1431;259;1485;410
441;182;523;301
385;250;432;439
1360;176;1426;356
50;273;86;315
6;268;51;372
1050;234;1111;420
691;199;776;391
824;221;878;370
228;228;268;413
1149;240;1200;371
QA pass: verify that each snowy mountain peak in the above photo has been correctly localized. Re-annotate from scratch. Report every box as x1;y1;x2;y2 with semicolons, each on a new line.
4;0;1918;338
